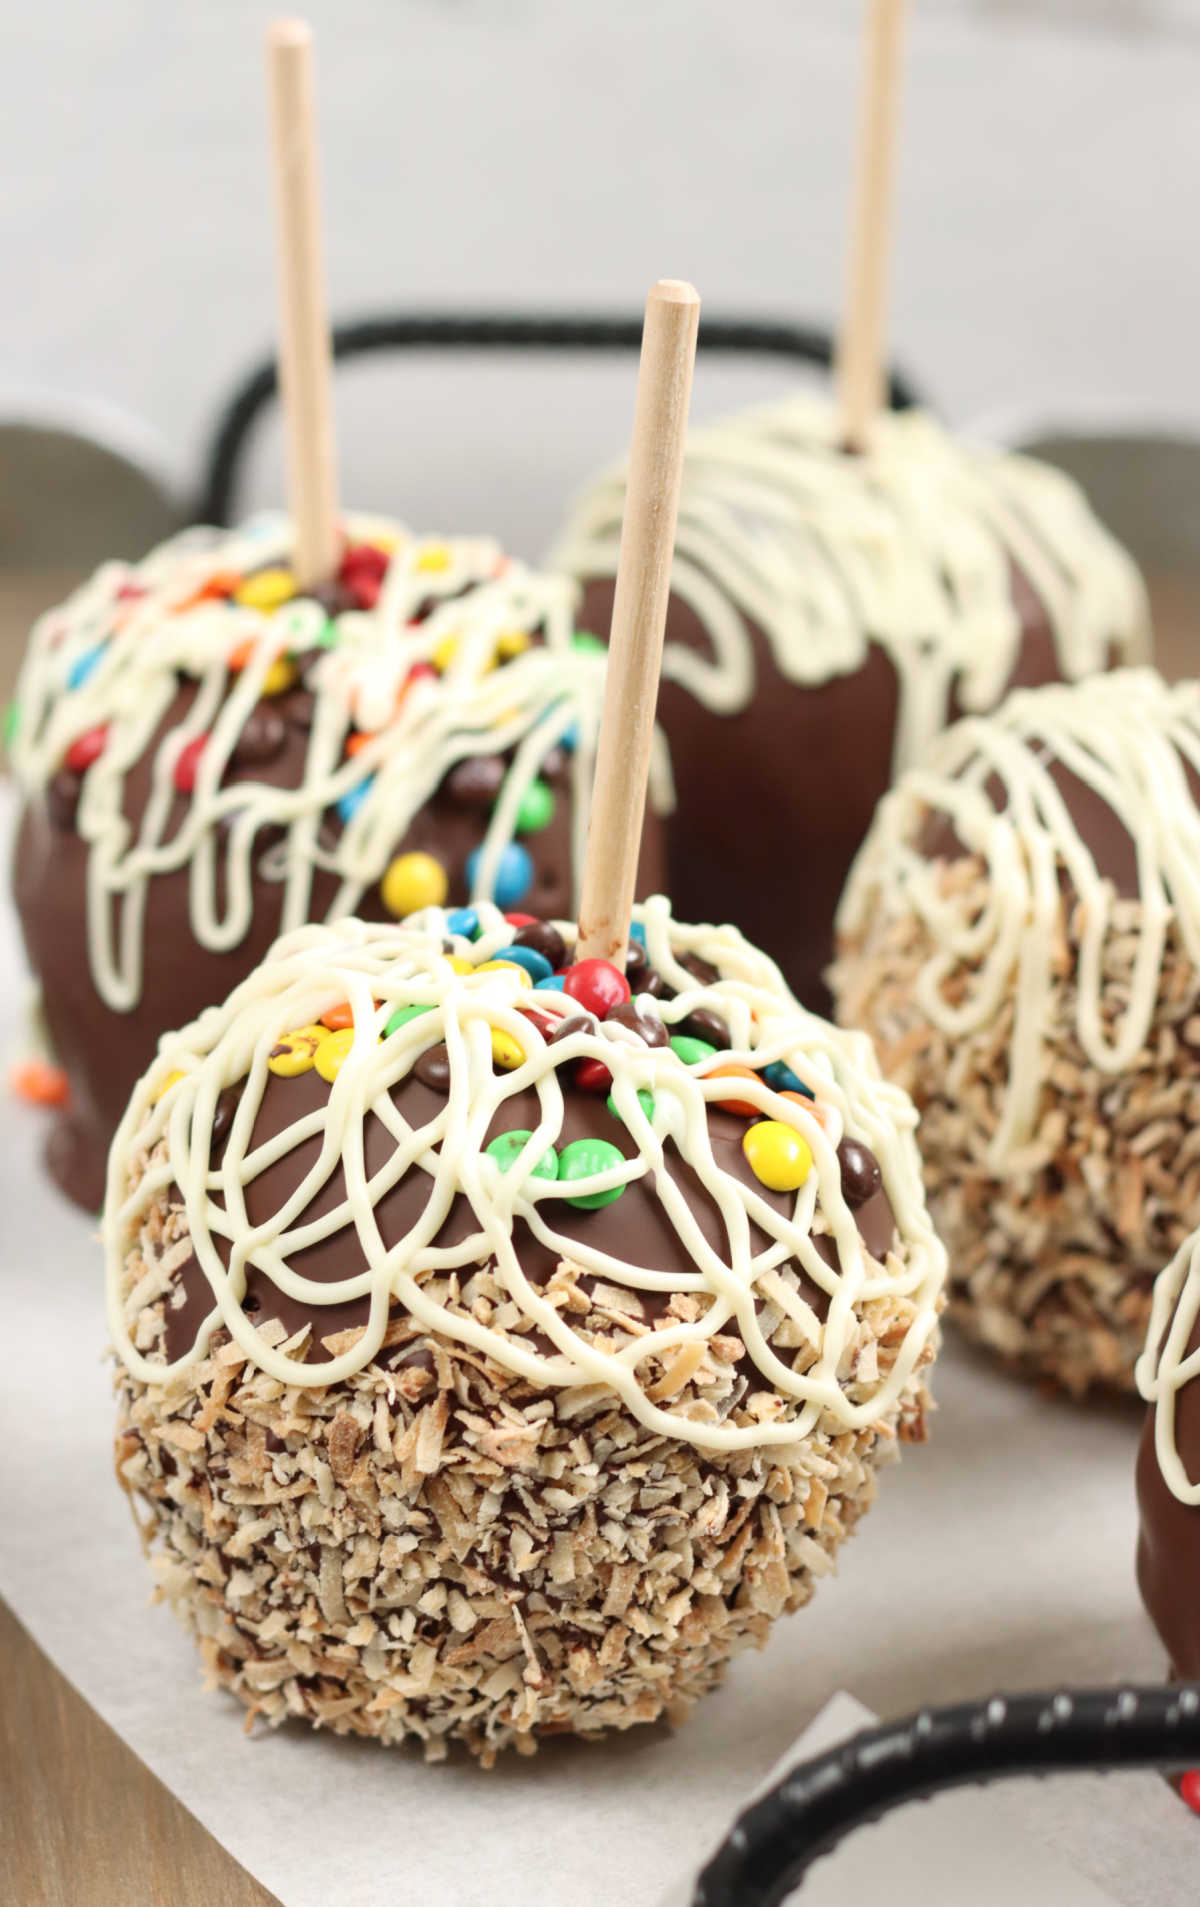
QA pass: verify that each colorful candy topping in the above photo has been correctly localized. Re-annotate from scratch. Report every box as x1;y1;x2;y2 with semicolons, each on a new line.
9;1059;70;1108
743;1120;814;1194
9;516;665;1014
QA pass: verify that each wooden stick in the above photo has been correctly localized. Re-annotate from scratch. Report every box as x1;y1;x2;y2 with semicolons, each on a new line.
266;19;340;587
835;0;908;450
576;279;700;966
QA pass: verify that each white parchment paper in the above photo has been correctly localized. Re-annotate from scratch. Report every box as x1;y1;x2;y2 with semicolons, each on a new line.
1;802;1196;1907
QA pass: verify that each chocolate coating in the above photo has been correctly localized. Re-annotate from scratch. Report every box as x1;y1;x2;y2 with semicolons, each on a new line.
14;697;664;1213
163;1056;896;1366
1137;1315;1200;1678
579;564;1084;1012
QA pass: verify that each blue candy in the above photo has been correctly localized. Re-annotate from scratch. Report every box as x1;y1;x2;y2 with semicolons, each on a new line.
628;921;647;949
764;1060;814;1099
467;841;533;910
502;943;553;983
533;973;567;993
337;776;374;823
446;906;481;940
68;645;106;690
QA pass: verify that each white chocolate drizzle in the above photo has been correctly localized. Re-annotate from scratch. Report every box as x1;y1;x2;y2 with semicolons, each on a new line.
1138;1229;1200;1504
10;515;671;1011
547;392;1149;769
837;669;1200;1163
104;904;946;1453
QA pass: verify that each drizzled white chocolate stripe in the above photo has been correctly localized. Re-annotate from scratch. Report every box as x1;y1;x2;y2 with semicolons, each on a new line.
104;903;946;1454
1138;1230;1200;1504
839;669;1200;1163
10;516;672;1011
547;393;1148;769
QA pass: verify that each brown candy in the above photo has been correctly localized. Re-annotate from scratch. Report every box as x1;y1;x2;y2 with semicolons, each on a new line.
445;755;506;807
548;1012;597;1045
606;999;669;1048
46;769;83;830
513;921;567;971
306;580;359;619
210;1085;243;1156
231;705;287;768
679;1006;730;1050
279;689;317;731
540;745;569;783
837;1137;882;1209
414;1043;452;1092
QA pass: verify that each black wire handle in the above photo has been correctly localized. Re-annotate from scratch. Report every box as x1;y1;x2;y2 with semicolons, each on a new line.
193;310;924;528
694;1682;1200;1906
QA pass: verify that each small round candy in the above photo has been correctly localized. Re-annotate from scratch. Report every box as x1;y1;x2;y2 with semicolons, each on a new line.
67;644;106;691
337;778;373;824
485;1130;558;1181
533;973;567;993
669;1035;717;1068
414;1043;451;1092
466;842;533;911
381;850;449;918
606;1087;655;1126
607;999;669;1048
231;705;287;767
474;959;533;988
681;1007;730;1050
571;631;607;658
575;1057;613;1094
268;1024;325;1077
558;1136;626;1209
702;1064;764;1117
548;1012;597;1044
563;958;631;1019
384;1003;434;1037
444;955;475;975
490;1027;525;1071
837;1137;882;1209
743;1120;814;1193
1180;1770;1200;1817
494;627;532;662
764;1060;814;1100
261;657;297;698
3;701;19;749
446;906;481;941
234;567;296;611
65;725;109;774
501;944;553;984
446;755;505;808
46;770;82;830
515;778;555;835
153;1068;186;1103
172;734;208;794
314;1027;356;1082
628;921;647;948
514;921;568;971
320;1001;355;1031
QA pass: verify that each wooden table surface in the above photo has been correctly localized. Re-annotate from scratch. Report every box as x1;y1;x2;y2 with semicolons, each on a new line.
0;1599;279;1907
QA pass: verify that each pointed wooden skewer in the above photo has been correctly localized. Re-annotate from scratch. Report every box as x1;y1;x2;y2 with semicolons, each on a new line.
575;278;701;967
265;18;340;588
835;0;909;450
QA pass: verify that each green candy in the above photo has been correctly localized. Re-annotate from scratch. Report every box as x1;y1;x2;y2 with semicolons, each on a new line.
606;1087;655;1126
316;618;342;649
570;630;607;658
384;1003;434;1036
515;777;555;835
557;1136;625;1209
2;701;17;751
669;1035;718;1068
485;1129;558;1181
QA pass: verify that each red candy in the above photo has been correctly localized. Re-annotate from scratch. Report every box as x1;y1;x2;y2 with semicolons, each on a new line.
173;734;209;794
563;958;631;1018
1181;1770;1200;1815
505;913;537;929
65;725;109;773
339;543;390;609
575;1057;613;1094
519;1004;562;1041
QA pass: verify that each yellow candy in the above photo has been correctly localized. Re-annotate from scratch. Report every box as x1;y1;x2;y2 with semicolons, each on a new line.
490;1027;525;1071
234;567;297;612
445;955;475;974
154;1069;186;1103
314;1027;355;1082
415;543;452;574
268;1024;325;1077
261;657;297;697
494;628;532;662
742;1120;814;1193
474;959;533;987
431;633;459;673
381;850;449;917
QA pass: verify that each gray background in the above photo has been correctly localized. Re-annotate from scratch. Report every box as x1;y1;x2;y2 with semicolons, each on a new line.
4;0;1200;557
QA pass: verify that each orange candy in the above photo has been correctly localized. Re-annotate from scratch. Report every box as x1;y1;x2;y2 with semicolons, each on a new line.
320;1002;355;1031
779;1090;829;1127
10;1060;70;1108
702;1063;765;1118
344;731;373;758
175;571;241;613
